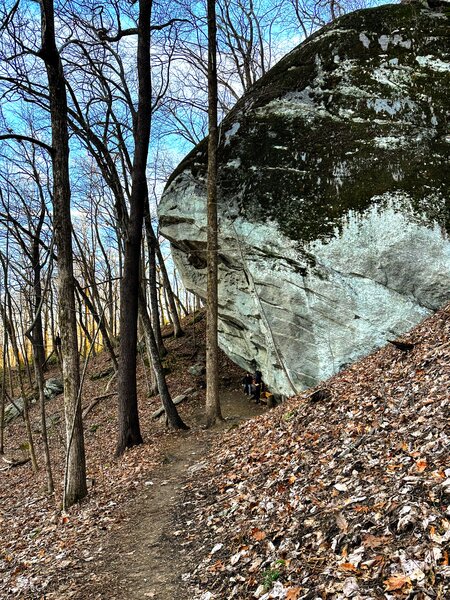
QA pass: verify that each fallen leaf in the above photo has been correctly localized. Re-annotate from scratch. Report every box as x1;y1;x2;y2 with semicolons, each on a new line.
286;588;301;600
335;512;348;533
210;543;223;555
250;528;266;541
387;464;403;471
383;574;412;591
416;459;427;472
334;483;348;492
363;534;391;548
208;560;225;572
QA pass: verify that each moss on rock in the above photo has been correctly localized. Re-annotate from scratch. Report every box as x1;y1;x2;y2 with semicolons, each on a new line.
164;3;449;245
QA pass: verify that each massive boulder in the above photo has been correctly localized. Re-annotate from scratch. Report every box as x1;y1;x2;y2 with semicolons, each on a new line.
159;4;450;396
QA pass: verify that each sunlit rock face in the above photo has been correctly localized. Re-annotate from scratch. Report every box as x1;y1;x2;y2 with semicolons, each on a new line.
159;4;450;396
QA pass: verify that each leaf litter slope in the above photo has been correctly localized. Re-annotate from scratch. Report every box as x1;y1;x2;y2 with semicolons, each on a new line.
2;305;449;599
0;310;257;599
180;304;450;599
81;390;265;600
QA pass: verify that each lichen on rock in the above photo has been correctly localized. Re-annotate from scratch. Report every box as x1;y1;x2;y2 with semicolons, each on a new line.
159;3;450;395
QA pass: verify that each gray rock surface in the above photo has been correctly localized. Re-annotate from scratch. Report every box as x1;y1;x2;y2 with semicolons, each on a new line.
44;378;64;399
159;4;450;395
4;398;24;424
188;363;206;377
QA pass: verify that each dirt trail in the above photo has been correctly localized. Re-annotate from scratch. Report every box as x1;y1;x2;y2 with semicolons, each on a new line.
81;390;264;600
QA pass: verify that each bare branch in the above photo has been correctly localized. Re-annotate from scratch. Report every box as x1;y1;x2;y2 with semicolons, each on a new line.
97;18;189;42
0;134;53;155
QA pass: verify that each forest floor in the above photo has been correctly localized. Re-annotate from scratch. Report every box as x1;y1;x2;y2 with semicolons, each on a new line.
2;305;450;599
0;310;267;599
75;390;265;600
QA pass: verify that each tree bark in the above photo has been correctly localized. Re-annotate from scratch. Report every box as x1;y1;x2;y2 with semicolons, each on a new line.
144;202;167;356
32;336;55;495
39;0;87;507
205;0;223;426
32;240;47;370
153;227;184;337
116;0;153;456
0;304;8;455
138;288;188;429
31;190;48;371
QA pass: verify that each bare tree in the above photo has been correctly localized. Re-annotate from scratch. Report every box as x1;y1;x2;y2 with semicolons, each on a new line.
112;0;188;455
205;0;224;427
39;0;87;507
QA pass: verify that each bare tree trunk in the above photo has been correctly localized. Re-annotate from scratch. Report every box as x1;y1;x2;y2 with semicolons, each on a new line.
2;299;38;472
39;0;87;507
138;300;158;396
205;0;223;426
50;283;56;345
31;335;54;495
138;288;188;430
138;313;158;396
0;308;7;455
163;287;173;328
116;0;153;456
23;265;54;490
144;204;166;356
153;228;184;337
76;288;93;355
31;209;47;371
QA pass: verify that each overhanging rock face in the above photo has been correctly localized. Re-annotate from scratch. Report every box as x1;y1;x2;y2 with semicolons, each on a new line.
159;4;450;396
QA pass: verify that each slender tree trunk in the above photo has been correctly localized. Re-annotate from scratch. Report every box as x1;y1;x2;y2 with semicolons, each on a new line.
144;204;166;356
76;289;93;354
153;228;184;337
116;0;153;456
205;0;223;426
2;300;38;472
138;289;188;429
138;314;158;396
39;0;87;507
50;284;56;345
0;310;7;455
6;351;14;399
163;287;173;327
138;300;158;396
31;336;54;495
32;239;46;371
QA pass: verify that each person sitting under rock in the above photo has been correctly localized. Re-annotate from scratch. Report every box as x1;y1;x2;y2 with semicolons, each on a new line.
252;369;263;403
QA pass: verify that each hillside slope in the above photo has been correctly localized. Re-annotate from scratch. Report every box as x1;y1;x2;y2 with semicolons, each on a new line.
0;311;246;599
182;304;450;599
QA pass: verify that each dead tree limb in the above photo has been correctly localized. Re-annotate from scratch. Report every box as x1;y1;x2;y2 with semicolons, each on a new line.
82;392;117;419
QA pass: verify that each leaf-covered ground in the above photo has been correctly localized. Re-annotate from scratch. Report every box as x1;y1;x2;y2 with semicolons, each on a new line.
2;305;449;599
179;304;450;599
0;311;247;599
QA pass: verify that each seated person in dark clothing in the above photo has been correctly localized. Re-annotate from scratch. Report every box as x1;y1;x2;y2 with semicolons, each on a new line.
253;381;261;403
252;369;263;403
